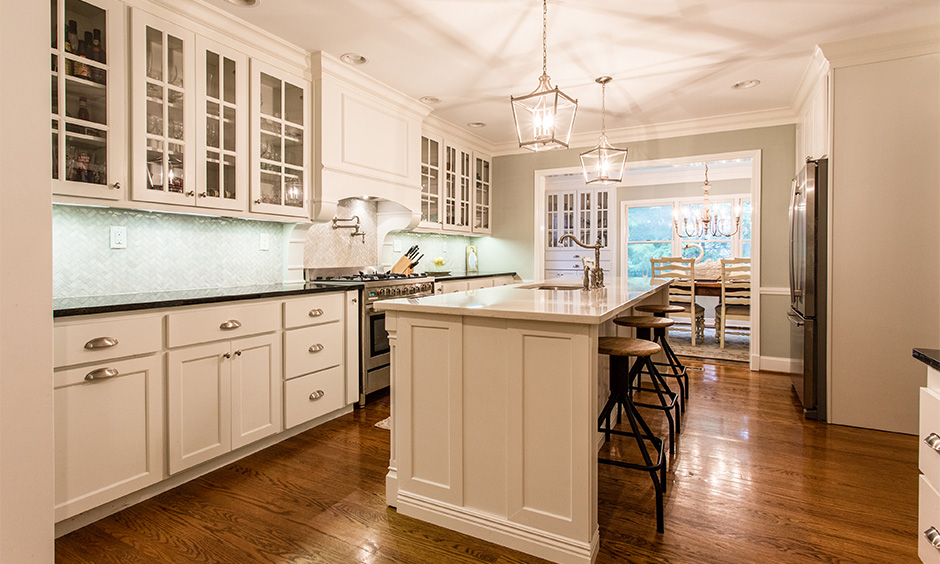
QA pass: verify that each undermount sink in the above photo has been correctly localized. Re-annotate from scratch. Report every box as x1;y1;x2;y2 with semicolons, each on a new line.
521;283;583;291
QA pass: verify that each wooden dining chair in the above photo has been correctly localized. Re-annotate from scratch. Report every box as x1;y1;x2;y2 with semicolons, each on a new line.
650;257;705;345
715;258;751;348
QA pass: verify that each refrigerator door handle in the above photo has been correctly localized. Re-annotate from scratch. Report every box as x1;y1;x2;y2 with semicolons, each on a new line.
788;178;800;302
787;312;805;327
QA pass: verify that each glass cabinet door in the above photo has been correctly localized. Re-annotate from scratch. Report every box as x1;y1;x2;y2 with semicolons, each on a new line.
473;155;491;234
419;136;441;227
250;60;309;218
51;0;125;199
196;37;247;211
131;10;195;205
443;143;471;232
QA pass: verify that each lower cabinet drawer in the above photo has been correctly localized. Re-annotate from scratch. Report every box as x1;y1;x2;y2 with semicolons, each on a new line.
167;301;279;348
920;475;940;564
284;365;345;429
283;322;343;380
921;387;940;484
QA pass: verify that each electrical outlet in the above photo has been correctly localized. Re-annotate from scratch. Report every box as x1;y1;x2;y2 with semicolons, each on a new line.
259;233;270;251
110;226;127;249
393;240;402;252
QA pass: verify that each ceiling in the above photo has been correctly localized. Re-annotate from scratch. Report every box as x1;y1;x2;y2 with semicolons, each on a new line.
204;0;938;151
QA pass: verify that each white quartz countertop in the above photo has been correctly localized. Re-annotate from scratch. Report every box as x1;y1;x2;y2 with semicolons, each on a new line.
374;278;669;324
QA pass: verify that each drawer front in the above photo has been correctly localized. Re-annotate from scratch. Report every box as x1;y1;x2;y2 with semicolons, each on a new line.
284;365;346;428
920;475;940;564
284;293;345;329
284;322;344;380
921;387;940;483
167;301;279;348
54;314;162;368
491;275;515;287
546;249;612;263
467;278;495;290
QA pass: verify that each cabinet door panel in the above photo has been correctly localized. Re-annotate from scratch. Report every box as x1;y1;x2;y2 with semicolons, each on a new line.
167;341;231;474
54;355;163;520
231;334;281;449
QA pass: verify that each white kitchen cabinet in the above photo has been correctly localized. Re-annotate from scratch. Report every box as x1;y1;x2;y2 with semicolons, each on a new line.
51;0;126;200
545;187;611;278
443;142;472;232
473;154;492;234
249;59;310;218
419;135;442;229
920;365;940;563
53;311;164;521
195;36;248;212
130;9;196;206
167;332;280;474
419;132;492;235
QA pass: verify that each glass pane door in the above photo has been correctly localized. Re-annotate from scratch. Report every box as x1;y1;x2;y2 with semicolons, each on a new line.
144;25;187;196
421;136;440;224
200;45;242;210
257;73;305;209
474;156;490;232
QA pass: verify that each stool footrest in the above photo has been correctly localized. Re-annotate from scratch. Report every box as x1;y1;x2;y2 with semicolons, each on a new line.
650;362;688;376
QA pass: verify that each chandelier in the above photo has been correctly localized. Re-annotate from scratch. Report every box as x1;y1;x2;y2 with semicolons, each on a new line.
674;162;741;238
510;0;577;151
580;76;627;184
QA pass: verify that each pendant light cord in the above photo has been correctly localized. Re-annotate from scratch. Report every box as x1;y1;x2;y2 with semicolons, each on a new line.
601;81;607;135
542;0;548;75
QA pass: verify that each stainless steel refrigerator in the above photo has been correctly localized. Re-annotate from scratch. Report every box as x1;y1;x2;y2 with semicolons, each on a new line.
788;158;828;420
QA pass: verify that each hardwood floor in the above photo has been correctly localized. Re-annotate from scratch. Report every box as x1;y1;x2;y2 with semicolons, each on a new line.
56;360;919;564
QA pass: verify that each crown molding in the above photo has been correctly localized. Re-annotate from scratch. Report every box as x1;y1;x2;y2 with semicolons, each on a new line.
490;107;797;157
820;25;940;69
423;114;497;156
791;47;831;116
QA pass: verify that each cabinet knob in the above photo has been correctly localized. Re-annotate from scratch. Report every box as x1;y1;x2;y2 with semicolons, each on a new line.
308;344;324;353
84;336;118;350
254;199;262;204
924;433;940;453
222;352;231;359
308;308;324;317
198;192;207;198
185;191;195;197
220;320;241;330
85;367;119;381
351;297;357;303
309;390;325;401
233;350;242;357
925;527;940;551
111;182;121;190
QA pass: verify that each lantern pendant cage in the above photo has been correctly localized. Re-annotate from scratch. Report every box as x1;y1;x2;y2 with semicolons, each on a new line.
580;76;627;184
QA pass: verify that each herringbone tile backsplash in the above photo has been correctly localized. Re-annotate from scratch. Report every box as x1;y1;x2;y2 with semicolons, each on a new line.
53;205;285;298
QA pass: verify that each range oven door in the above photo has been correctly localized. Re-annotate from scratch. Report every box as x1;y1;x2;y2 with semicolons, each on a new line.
361;303;390;399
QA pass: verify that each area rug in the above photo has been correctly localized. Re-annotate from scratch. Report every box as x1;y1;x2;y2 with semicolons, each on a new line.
374;417;391;430
665;324;750;363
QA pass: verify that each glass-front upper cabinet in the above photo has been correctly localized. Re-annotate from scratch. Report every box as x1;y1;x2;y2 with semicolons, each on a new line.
131;10;195;206
442;142;471;232
250;60;309;218
419;135;441;228
195;37;247;212
51;0;125;199
473;154;491;234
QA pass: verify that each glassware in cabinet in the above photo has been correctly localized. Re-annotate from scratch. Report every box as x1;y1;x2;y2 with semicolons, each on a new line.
131;10;195;206
195;37;247;211
473;155;491;234
250;60;309;218
51;0;124;199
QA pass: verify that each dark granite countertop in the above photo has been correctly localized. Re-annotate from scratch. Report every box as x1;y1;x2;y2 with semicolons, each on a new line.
429;271;517;281
914;348;940;371
53;282;363;318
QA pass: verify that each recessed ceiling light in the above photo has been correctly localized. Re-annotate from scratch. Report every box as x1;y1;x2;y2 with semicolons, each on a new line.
223;0;258;6
467;122;486;128
732;79;761;90
340;53;368;65
419;96;441;105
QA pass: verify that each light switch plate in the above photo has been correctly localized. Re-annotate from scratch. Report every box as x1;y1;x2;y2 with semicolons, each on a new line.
110;226;127;249
393;240;402;252
259;233;270;251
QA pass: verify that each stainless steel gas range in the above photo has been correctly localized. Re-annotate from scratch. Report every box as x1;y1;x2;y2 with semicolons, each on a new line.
305;267;434;405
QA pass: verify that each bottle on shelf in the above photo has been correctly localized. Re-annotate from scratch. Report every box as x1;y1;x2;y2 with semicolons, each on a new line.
77;97;90;121
66;20;78;54
82;32;92;57
92;29;104;64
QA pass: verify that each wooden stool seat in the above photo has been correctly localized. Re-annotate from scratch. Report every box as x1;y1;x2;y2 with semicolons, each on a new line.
613;316;675;330
598;337;661;358
635;304;685;315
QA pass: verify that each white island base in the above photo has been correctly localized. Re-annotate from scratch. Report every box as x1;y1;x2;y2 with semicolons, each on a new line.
379;280;670;564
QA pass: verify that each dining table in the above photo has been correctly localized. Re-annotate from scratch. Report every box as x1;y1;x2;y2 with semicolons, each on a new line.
694;279;722;296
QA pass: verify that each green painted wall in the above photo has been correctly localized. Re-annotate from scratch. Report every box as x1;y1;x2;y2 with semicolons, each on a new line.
477;124;796;359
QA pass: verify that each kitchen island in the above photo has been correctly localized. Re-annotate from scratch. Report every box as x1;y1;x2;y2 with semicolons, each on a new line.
376;278;670;564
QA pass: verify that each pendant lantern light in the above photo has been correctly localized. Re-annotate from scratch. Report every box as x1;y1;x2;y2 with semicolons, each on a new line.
580;76;627;184
510;0;577;151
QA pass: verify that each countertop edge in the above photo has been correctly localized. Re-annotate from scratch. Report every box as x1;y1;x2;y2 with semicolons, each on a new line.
430;272;517;281
914;348;940;371
53;283;364;318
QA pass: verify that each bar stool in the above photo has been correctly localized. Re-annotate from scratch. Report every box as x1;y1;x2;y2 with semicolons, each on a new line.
597;336;667;533
613;316;689;412
633;304;690;403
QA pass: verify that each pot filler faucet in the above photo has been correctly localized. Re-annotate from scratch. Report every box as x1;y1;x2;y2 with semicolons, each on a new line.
558;233;605;289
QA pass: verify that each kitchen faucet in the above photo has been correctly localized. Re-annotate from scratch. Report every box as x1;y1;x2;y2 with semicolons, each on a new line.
558;233;605;289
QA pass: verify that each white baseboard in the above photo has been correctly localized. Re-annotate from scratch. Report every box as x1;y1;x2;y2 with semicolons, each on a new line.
395;490;599;564
759;355;796;373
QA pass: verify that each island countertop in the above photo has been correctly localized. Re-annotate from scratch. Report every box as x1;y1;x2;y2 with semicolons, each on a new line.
375;277;669;324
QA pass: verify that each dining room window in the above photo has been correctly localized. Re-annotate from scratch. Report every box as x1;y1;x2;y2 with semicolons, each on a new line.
626;197;750;288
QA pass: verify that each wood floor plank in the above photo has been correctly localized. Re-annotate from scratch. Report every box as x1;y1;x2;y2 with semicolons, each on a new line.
56;359;919;564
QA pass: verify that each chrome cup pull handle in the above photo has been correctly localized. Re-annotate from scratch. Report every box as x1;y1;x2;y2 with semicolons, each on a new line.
309;390;325;401
85;367;119;381
85;336;118;350
308;344;324;353
220;320;242;330
308;308;325;318
925;526;940;551
925;433;940;452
